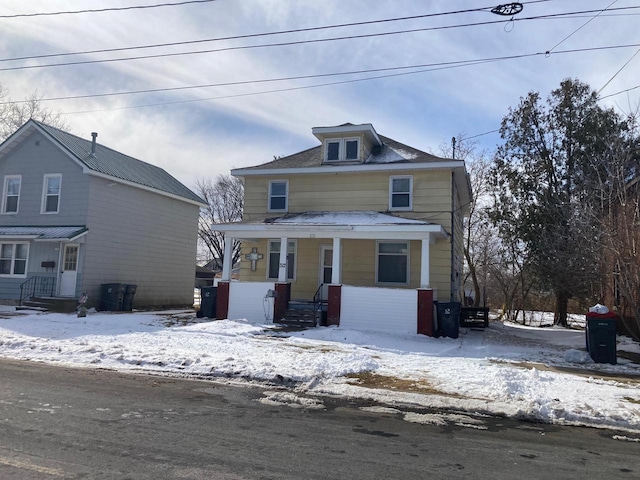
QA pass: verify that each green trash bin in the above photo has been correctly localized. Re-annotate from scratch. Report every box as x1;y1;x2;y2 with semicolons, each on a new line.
586;312;617;364
100;283;125;311
122;284;137;311
435;301;461;339
198;286;217;318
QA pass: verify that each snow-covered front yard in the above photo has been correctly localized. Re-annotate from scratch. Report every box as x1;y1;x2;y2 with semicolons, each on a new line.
1;307;639;432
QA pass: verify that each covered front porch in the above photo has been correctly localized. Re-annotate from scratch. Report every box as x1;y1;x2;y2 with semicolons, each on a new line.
0;226;88;305
213;211;450;336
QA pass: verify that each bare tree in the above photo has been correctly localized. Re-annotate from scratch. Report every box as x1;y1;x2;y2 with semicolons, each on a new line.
440;135;496;307
590;109;640;340
0;85;68;141
196;175;243;269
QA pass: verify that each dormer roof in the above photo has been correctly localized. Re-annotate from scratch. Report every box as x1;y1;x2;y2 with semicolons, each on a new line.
311;123;382;146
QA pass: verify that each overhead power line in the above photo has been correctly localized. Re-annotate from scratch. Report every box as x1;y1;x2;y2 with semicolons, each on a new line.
5;41;640;108
0;0;219;19
2;6;639;73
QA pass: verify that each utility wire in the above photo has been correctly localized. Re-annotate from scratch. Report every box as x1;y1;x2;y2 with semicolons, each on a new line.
7;43;640;105
597;47;640;96
3;7;640;73
546;0;618;53
0;0;219;19
60;58;511;115
1;57;512;104
598;84;640;100
0;0;553;21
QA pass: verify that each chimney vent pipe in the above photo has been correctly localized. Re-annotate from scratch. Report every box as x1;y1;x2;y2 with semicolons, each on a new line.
91;132;98;155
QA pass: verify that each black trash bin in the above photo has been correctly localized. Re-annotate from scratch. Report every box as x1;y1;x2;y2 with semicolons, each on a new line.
586;312;618;364
435;301;461;339
101;283;125;311
198;286;217;318
122;284;137;311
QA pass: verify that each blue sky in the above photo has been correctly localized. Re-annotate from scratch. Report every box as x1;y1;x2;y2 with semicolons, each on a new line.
0;0;638;190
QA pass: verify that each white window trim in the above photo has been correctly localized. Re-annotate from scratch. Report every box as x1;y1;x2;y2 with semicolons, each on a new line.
268;179;288;212
389;175;413;211
324;137;361;162
266;239;297;281
375;240;410;286
41;173;62;214
0;241;29;278
2;175;21;214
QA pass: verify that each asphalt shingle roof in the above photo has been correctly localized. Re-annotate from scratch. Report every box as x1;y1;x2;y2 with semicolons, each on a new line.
238;135;450;171
31;120;204;204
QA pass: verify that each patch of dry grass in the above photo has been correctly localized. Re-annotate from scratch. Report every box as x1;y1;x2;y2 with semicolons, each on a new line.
345;371;464;397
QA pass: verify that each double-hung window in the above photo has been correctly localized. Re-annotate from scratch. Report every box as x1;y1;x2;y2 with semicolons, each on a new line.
389;175;413;211
0;243;28;277
267;239;296;280
324;138;360;162
377;241;409;285
42;174;62;214
268;180;288;212
2;175;21;214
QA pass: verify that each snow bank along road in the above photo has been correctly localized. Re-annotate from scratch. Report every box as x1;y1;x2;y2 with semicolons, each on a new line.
0;309;639;434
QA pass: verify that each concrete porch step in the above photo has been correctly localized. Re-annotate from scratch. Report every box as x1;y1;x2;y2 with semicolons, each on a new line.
22;297;78;313
277;308;318;328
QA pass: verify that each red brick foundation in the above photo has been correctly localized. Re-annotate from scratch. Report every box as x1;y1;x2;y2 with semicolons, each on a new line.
216;281;230;320
273;283;290;322
327;285;342;326
417;288;434;336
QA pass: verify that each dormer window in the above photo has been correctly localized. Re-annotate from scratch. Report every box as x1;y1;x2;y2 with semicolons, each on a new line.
327;140;340;161
324;137;360;162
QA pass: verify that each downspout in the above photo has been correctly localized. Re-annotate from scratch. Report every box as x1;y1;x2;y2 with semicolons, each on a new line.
451;172;455;302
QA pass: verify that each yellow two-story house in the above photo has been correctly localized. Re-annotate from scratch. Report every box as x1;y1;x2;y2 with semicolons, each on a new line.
214;123;471;336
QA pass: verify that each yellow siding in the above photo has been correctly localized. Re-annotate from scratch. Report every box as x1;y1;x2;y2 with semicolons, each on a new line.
244;170;453;231
239;238;452;301
238;169;456;301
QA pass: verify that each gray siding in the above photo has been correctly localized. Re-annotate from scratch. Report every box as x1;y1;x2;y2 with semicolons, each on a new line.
0;131;89;225
83;175;199;308
0;241;59;300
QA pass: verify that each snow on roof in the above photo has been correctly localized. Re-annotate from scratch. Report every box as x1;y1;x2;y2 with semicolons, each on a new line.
365;145;419;164
266;211;431;226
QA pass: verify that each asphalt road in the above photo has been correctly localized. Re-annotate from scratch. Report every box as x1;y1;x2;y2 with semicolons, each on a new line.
0;358;638;479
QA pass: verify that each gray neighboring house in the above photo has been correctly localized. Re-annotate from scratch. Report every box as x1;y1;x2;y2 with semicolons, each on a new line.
0;119;205;310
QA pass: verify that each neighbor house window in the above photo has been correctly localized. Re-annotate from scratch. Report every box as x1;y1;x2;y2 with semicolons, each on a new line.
268;180;288;212
41;174;62;214
2;175;21;214
0;242;28;276
389;175;413;211
267;239;296;280
377;241;409;285
324;138;360;162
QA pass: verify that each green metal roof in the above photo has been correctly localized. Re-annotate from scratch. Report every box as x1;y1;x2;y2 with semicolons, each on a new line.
30;120;205;205
0;226;88;241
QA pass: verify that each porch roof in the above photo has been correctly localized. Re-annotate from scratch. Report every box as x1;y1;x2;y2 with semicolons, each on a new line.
214;211;448;240
0;226;89;242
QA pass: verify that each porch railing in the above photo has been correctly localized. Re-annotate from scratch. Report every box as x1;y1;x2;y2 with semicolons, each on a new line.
19;276;56;306
313;283;324;326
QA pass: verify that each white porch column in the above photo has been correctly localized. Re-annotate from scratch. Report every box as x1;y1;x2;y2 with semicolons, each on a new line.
331;237;341;284
221;237;234;281
420;235;431;288
278;236;288;282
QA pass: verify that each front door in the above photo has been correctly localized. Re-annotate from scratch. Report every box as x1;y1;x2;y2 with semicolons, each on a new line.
319;246;333;300
60;244;79;297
